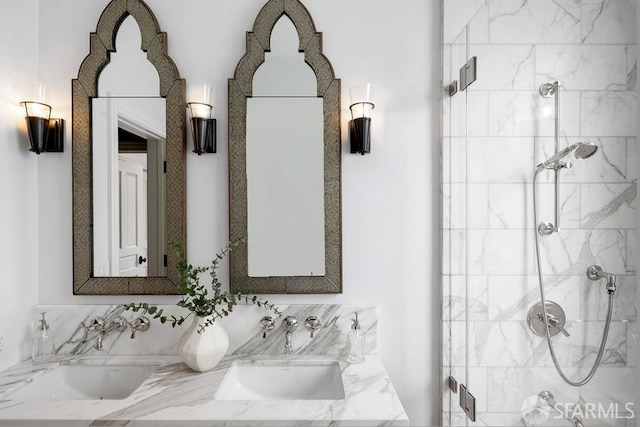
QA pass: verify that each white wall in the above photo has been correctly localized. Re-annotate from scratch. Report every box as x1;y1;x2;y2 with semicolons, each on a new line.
31;1;441;425
0;0;41;370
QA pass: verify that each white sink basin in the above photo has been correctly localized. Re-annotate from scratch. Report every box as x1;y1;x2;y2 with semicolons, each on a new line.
215;361;345;400
5;364;157;400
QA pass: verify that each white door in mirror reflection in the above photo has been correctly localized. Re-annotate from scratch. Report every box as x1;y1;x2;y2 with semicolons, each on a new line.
246;15;325;277
118;156;148;276
92;97;166;277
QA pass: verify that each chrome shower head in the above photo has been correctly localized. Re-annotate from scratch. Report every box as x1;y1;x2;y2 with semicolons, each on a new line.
537;142;598;170
573;142;598;159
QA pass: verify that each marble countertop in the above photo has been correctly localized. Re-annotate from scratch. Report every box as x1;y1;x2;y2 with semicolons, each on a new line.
0;354;408;426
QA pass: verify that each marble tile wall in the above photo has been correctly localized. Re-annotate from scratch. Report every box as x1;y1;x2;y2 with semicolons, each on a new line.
442;0;638;426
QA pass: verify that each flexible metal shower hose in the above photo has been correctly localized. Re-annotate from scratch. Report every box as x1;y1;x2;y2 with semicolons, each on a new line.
533;168;614;386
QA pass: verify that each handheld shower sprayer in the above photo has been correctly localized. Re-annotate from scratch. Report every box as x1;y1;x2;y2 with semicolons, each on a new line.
536;142;598;171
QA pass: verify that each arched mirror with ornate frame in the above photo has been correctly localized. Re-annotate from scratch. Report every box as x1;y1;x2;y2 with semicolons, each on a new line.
229;0;342;294
73;0;185;295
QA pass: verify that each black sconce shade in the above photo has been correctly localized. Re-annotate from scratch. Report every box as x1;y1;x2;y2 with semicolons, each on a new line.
25;116;49;154
349;117;372;155
190;117;216;155
187;102;216;155
348;97;374;156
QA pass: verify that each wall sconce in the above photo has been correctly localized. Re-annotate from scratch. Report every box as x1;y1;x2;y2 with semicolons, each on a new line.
349;83;375;155
19;101;64;154
186;84;216;155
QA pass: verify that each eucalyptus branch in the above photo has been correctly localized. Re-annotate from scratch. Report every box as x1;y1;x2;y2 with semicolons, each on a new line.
124;237;280;333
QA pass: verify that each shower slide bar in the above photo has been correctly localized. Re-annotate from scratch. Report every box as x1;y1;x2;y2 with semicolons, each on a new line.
538;81;563;235
537;82;597;237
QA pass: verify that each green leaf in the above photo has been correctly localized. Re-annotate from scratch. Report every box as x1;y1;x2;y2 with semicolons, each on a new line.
130;237;277;333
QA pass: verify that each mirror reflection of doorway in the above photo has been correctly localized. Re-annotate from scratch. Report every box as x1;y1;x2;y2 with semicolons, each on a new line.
92;97;166;278
116;122;166;277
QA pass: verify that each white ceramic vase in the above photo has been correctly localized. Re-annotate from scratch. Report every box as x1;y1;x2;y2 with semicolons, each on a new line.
179;315;229;372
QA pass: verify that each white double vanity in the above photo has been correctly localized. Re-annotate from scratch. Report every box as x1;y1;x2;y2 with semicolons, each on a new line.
0;305;408;426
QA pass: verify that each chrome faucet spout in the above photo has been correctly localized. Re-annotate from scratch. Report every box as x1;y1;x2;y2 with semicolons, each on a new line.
281;316;298;352
95;332;105;351
93;316;127;351
285;331;293;349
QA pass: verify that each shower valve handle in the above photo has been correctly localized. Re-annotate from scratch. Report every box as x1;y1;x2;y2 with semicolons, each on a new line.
547;314;570;337
537;312;570;337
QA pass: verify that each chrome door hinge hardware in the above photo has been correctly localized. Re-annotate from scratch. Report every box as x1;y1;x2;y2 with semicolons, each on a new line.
459;56;477;91
448;376;458;393
459;384;476;422
448;80;458;97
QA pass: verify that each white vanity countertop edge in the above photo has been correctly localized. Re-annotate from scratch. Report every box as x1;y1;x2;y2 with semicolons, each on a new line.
0;354;408;426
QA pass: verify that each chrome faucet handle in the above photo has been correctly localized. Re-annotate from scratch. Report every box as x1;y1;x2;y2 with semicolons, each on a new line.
80;317;105;340
305;316;321;338
540;313;570;337
260;316;276;339
129;317;150;339
282;316;298;332
111;316;129;332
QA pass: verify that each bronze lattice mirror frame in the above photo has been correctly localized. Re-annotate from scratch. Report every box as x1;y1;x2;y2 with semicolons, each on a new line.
228;0;342;294
72;0;185;295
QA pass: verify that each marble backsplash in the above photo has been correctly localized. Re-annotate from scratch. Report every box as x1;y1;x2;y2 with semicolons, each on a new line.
31;304;377;359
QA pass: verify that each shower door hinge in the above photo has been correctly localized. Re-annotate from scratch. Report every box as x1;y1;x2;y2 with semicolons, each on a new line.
459;384;477;422
459;56;477;91
448;80;458;97
448;375;458;393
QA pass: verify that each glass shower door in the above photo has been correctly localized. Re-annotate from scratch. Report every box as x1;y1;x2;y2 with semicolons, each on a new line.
442;1;639;426
442;23;470;427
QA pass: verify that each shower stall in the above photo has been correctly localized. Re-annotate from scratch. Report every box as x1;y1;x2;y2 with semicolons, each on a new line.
441;1;638;426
